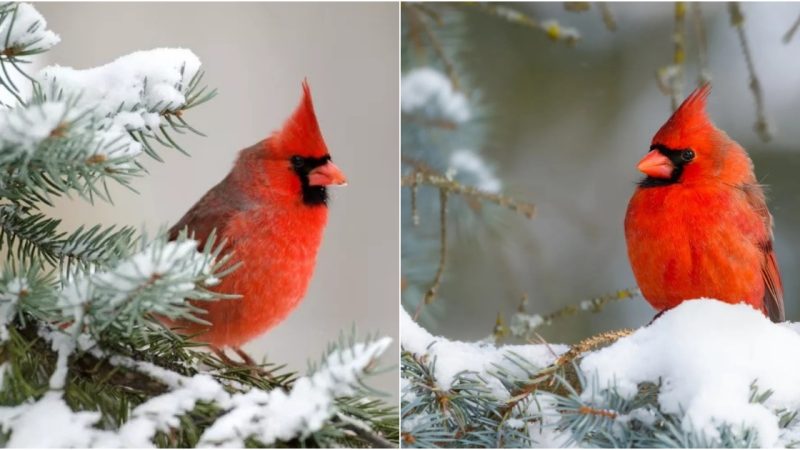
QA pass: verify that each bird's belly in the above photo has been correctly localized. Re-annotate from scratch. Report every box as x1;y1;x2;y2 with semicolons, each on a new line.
196;223;325;347
625;188;764;312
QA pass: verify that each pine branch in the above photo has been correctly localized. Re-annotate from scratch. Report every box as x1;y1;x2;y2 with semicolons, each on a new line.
0;203;136;271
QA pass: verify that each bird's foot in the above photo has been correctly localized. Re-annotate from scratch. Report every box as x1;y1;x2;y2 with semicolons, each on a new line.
232;346;257;366
211;346;274;380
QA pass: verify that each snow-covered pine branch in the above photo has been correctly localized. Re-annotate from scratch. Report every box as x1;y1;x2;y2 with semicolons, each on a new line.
1;47;214;206
0;329;393;448
199;337;393;447
0;231;230;341
402;300;800;448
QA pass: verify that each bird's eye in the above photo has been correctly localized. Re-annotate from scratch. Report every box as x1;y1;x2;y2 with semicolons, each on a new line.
291;156;304;168
681;150;695;162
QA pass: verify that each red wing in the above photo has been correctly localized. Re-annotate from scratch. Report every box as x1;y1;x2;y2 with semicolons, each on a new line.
762;245;785;322
168;177;253;255
740;183;785;322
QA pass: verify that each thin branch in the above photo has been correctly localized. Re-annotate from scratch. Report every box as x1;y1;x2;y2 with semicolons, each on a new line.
414;189;448;321
466;3;581;45
729;2;773;142
502;288;641;341
336;412;397;448
555;329;634;368
691;3;711;84
401;171;536;219
656;2;687;111
782;12;800;43
564;2;591;13
596;3;617;31
404;3;462;91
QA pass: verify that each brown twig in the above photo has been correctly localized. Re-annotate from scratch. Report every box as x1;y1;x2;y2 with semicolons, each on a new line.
414;189;449;320
564;2;591;13
691;3;711;84
729;2;773;142
596;3;617;31
660;2;687;111
782;12;800;44
466;3;581;45
401;112;458;130
401;172;536;219
555;329;634;367
498;327;633;418
404;3;462;91
506;288;641;341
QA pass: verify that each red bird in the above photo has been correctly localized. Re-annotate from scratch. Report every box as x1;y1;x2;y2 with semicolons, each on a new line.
167;81;347;359
624;85;784;322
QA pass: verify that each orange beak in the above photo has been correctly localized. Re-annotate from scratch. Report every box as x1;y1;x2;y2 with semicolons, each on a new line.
308;161;348;186
636;150;674;179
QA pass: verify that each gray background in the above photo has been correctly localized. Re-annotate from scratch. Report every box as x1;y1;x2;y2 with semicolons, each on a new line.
35;2;399;401
404;2;800;344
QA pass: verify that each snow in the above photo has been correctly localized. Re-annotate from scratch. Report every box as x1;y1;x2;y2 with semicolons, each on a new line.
34;48;203;161
401;308;567;398
38;48;200;120
401;67;471;124
57;239;216;322
0;321;391;447
0;392;102;448
580;299;800;447
104;374;228;448
0;102;69;154
0;3;60;53
449;149;502;194
199;337;392;447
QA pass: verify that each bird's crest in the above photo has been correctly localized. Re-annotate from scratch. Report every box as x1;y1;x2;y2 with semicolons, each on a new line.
653;84;714;144
272;79;328;157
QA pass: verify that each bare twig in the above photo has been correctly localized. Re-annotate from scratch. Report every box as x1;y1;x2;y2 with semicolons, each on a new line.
401;172;536;219
414;189;449;320
499;288;641;342
657;2;687;111
782;12;800;43
729;2;773;142
596;2;617;31
564;2;591;13
691;3;711;84
404;3;462;91
464;3;581;45
555;329;634;367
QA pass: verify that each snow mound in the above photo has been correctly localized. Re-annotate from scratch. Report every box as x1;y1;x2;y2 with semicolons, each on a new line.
34;48;203;161
402;309;567;398
38;48;200;120
581;299;800;447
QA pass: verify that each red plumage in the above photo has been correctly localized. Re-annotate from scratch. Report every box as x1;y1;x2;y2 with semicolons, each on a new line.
624;85;784;321
167;81;347;348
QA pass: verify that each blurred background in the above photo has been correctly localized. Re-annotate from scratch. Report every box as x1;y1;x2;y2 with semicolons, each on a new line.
34;3;399;401
402;2;800;345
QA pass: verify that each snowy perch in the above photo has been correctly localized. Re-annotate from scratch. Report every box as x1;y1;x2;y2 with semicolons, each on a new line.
402;299;800;447
0;333;392;447
581;299;800;447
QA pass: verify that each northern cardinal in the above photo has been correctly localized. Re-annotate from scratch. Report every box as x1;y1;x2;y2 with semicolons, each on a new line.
624;85;784;322
167;81;347;360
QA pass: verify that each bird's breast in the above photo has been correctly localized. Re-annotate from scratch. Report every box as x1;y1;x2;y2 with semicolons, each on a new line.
625;183;764;311
199;205;329;346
